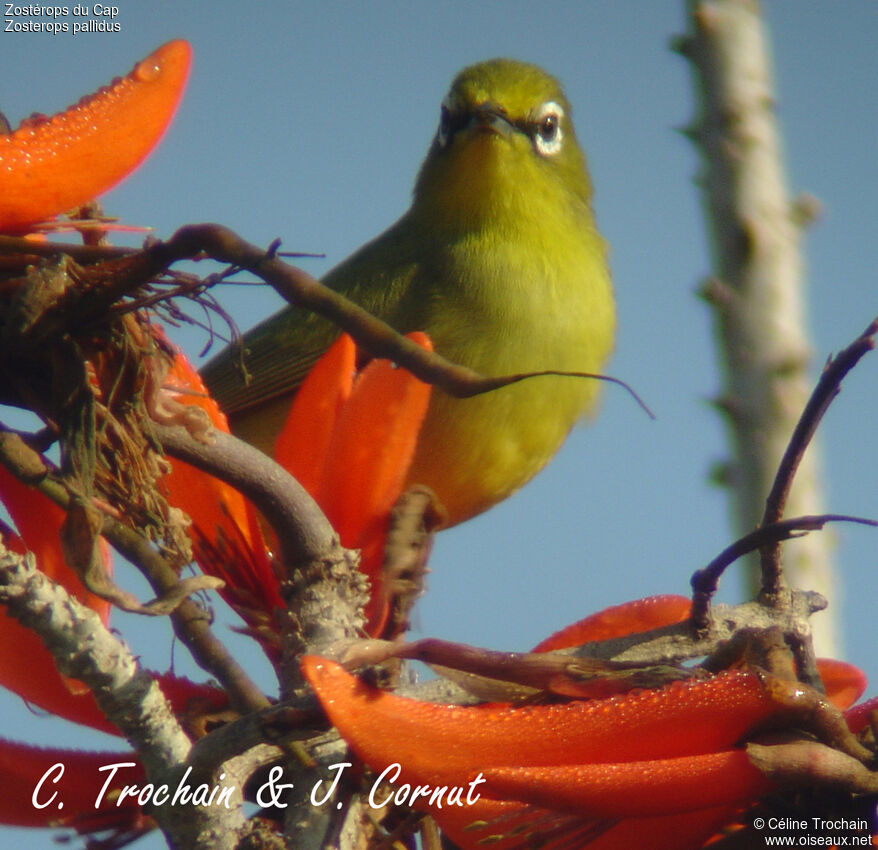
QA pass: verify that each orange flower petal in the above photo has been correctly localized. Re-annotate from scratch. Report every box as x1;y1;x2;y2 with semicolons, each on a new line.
303;656;787;850
163;337;231;431
154;671;230;723
844;694;878;734
0;465;110;619
0;40;191;232
0;464;115;701
275;333;356;497
301;657;780;783
426;799;529;850
0;739;144;829
0;613;117;733
162;347;249;542
480;750;772;820
0;614;224;736
566;806;743;850
316;332;433;549
533;595;691;652
273;333;432;634
162;346;280;612
815;658;868;710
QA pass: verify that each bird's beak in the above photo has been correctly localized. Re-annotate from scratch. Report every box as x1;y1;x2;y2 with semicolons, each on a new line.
467;102;514;138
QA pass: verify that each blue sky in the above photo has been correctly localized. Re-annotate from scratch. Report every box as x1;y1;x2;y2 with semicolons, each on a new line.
2;3;877;847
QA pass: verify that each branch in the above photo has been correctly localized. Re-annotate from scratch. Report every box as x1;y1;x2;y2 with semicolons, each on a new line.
0;541;249;850
154;423;369;699
690;513;877;635
312;592;829;708
0;428;269;714
142;223;651;413
680;316;877;680
0;233;138;264
155;424;337;568
759;318;878;595
682;0;838;652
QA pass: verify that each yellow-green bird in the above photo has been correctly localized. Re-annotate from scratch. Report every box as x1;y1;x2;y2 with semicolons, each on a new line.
201;59;615;527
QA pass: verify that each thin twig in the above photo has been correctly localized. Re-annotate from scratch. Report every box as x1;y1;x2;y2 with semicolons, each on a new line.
2;225;652;413
690;514;877;635
0;233;139;263
759;318;878;597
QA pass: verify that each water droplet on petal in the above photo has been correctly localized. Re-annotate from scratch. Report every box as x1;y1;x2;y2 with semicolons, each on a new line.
134;58;162;83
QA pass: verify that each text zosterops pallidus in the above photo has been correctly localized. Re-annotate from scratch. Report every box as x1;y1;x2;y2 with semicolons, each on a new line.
202;59;615;527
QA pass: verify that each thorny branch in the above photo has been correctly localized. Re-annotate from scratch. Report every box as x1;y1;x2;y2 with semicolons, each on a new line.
682;0;839;656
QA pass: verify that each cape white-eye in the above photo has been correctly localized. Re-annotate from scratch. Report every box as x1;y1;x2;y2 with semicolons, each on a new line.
202;58;615;527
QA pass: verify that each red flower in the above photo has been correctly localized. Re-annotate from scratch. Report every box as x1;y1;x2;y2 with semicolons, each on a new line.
0;40;191;234
0;331;431;840
0;36;434;842
302;596;871;850
0;466;228;840
162;330;433;638
275;331;434;631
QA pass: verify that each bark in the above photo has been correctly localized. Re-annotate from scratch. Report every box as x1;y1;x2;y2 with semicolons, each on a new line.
681;0;838;653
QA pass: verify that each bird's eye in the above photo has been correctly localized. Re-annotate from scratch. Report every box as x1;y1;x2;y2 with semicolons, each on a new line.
438;103;452;148
532;101;564;156
538;115;558;141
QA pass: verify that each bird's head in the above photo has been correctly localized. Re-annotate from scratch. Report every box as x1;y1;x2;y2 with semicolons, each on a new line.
412;59;594;228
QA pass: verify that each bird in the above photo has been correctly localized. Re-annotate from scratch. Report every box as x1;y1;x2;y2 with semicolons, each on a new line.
201;58;615;528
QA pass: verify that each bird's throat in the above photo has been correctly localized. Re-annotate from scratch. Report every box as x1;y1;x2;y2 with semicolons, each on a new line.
414;134;552;233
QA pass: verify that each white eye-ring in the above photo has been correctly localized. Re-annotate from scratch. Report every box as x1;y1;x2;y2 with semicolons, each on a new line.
532;100;564;156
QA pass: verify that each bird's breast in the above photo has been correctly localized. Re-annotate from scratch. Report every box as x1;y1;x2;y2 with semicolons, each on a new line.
403;227;614;525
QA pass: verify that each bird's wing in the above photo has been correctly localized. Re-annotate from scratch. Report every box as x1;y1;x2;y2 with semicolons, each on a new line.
200;307;335;416
200;220;422;417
